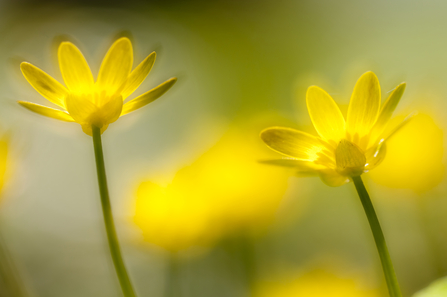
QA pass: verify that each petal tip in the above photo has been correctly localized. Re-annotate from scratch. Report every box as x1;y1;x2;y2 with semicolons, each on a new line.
116;36;131;43
20;61;31;69
397;82;407;90
259;128;270;139
57;41;76;57
360;71;378;81
59;41;73;49
113;37;132;49
306;85;326;97
393;83;406;96
148;51;157;62
259;127;276;140
259;126;284;141
165;77;178;88
20;62;32;75
306;85;320;93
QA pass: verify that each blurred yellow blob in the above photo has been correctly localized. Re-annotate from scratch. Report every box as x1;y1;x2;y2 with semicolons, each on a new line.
255;269;379;297
134;123;292;252
0;134;9;203
368;113;444;193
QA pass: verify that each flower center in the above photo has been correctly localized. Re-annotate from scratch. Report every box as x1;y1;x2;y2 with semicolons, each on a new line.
66;90;123;125
335;139;366;177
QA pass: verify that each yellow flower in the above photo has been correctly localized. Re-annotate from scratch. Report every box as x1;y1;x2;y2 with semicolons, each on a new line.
19;37;177;135
133;122;291;252
261;71;409;186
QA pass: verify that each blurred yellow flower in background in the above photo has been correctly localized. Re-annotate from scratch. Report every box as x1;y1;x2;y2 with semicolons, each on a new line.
261;71;409;186
0;132;24;297
0;135;8;201
134;122;292;252
369;113;444;193
255;268;380;297
18;37;177;135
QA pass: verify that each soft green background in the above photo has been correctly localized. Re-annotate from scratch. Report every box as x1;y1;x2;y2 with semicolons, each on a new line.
0;0;446;296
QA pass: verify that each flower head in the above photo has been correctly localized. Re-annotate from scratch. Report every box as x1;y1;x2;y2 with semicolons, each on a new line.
19;37;177;135
261;71;410;186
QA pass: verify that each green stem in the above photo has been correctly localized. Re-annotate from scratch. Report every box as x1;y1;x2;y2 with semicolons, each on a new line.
415;198;445;277
0;229;28;297
238;235;257;295
92;125;137;297
166;252;180;297
352;176;402;297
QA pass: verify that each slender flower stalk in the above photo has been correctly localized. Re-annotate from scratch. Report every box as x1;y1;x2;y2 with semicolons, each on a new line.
92;125;136;297
0;231;28;297
166;253;180;297
352;176;401;297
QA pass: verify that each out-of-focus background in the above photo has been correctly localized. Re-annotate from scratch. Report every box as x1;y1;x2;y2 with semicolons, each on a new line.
0;0;446;296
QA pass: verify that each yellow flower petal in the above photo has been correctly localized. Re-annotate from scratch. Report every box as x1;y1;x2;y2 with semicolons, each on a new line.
369;82;406;143
58;42;94;92
122;52;156;99
97;37;133;95
318;168;350;187
65;93;123;129
20;62;68;108
18;101;74;122
382;112;415;142
365;113;414;171
306;85;346;143
260;127;326;161
259;158;321;174
64;94;96;125
335;139;366;177
121;78;177;116
346;71;381;141
365;140;387;171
